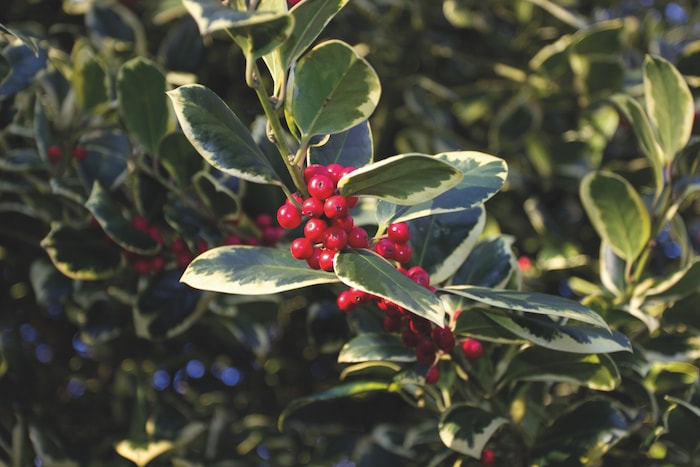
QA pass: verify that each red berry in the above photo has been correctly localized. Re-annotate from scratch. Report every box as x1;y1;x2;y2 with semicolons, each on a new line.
462;338;484;360
304;218;328;243
324;195;348;219
286;192;304;206
290;237;314;260
222;235;243;246
518;256;532;271
409;316;432;336
382;300;404;318
349;288;369;304
347;196;359;208
287;0;302;7
347;226;369;248
72;146;87;161
47;145;62;162
307;174;335;200
197;239;209;253
431;326;455;352
306;247;322;269
383;315;403;333
133;259;152;276
255;213;273;229
408;266;430;287
150;256;166;272
323;226;348;251
148;226;164;244
336;290;356;313
388;222;410;244
393;243;412;263
301;197;324;218
245;237;260;246
318;249;336;271
171;238;187;253
401;328;422;348
132;216;149;232
415;340;436;365
331;215;354;232
339;166;356;178
304;164;325;183
480;449;495;466
176;253;192;268
262;226;283;245
425;366;440;385
326;163;344;182
374;238;395;259
276;204;302;229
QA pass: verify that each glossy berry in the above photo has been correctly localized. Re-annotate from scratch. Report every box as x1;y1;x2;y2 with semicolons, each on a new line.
331;215;354;232
462;338;484;360
72;146;87;161
336;290;356;313
307;174;335;200
408;266;430;287
425;366;440;385
347;226;369;248
306;247;322;270
304;218;327;243
290;237;314;260
47;145;62;162
347;195;359;208
286;192;304;207
393;242;412;264
318;249;336;271
374;238;395;259
415;340;436;365
323;195;348;219
388;222;410;244
323;226;348;251
304;164;325;182
480;449;495;466
348;288;369;304
301;197;324;218
339;166;356;178
326;163;344;182
431;326;456;352
276;204;302;229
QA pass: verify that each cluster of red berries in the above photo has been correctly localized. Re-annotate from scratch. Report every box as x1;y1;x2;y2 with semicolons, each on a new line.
46;145;86;163
223;213;285;247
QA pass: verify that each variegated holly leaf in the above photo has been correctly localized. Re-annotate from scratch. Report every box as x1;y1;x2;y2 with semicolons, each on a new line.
442;285;610;329
41;224;123;280
337;153;463;205
192;171;241;221
71;40;109;113
450;237;517;289
182;246;339;294
338;333;416;363
376;151;507;226
167;84;282;185
334;249;446;327
288;40;380;138
439;404;508;458
309;120;373;168
75;129;130;190
85;182;160;255
408;207;484;284
484;312;631;353
503;347;621;391
580;171;650;263
453;308;526;344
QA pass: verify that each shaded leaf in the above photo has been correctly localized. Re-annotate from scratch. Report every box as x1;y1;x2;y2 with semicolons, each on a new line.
71;40;109;113
0;41;48;99
41;225;123;280
438;404;508;458
309;120;373;168
338;333;416;363
450;237;517;289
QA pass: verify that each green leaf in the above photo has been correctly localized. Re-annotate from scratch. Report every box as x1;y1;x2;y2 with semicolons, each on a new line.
167;84;281;185
288;40;381;137
580;171;650;263
450;237;517;289
40;224;123;280
452;308;526;344
29;259;73;307
279;380;392;430
377;151;507;225
309;120;373;168
157;132;205;189
503;347;621;391
438;404;508;458
442;285;610;329
0;23;40;56
337;153;463;205
182;0;293;59
338;333;416;363
485;312;631;354
644;258;700;300
75;129;130;190
71;40;109;113
192;171;241;221
334;249;446;327
85;183;160;255
279;0;349;68
117;57;170;154
181;246;339;294
644;55;694;162
0;41;48;99
531;400;628;465
661;397;700;454
408;207;485;284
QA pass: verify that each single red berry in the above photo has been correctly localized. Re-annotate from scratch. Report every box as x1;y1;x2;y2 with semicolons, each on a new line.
171;238;187;253
150;256;166;272
326;163;344;182
196;239;209;253
393;242;412;264
401;328;422;348
47;145;62;162
408;266;430;287
349;288;369;304
262;226;283;245
303;164;326;183
347;196;359;208
336;290;356;313
290;237;314;260
285;192;304;207
518;256;532;271
339;166;356;178
409;316;432;336
304;218;328;243
324;195;348;219
331;215;354;232
306;247;322;269
132;215;149;232
301;197;324;218
382;300;404;318
431;326;456;352
72;146;87;161
133;259;152;276
480;449;495;466
425;366;440;385
222;235;243;246
388;222;410;244
176;253;192;268
287;0;302;7
323;226;348;251
307;174;335;200
148;226;164;244
255;213;273;229
276;204;302;229
415;340;436;365
374;238;395;259
245;237;259;246
347;226;369;248
318;248;336;271
383;315;403;333
462;338;484;360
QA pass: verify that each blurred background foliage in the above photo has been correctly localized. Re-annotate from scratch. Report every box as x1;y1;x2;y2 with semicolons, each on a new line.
1;0;700;465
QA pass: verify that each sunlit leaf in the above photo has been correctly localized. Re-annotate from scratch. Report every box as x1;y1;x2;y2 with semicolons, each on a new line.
438;404;508;458
338;333;415;363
